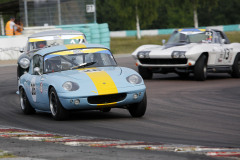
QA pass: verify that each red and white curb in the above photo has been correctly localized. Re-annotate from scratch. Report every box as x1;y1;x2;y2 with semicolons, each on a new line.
1;128;240;159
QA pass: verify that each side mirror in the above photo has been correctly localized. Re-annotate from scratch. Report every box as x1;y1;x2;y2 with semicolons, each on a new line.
221;39;226;44
19;48;24;53
34;67;42;76
162;39;166;45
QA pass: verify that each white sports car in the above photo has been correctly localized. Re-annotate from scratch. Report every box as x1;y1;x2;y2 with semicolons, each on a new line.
132;28;240;81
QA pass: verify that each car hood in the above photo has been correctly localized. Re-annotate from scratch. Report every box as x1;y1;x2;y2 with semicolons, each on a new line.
145;43;196;58
48;66;142;96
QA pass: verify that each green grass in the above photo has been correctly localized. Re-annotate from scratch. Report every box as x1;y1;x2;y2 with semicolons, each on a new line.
225;31;240;43
0;150;16;158
110;35;170;54
110;31;240;54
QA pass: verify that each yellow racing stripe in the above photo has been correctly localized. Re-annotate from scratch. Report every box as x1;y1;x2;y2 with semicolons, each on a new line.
81;48;107;53
65;44;86;49
29;38;45;42
51;51;74;55
85;70;118;95
97;102;117;108
70;35;84;39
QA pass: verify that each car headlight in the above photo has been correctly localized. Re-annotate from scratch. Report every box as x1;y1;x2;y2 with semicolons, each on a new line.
62;81;79;91
137;51;150;59
19;58;30;69
172;51;186;58
127;74;142;84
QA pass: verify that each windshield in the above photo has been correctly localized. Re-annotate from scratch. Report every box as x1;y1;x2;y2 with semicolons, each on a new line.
28;35;86;51
167;30;213;44
43;48;117;73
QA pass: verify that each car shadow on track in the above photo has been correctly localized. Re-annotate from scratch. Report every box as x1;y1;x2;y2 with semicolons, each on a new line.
32;109;133;121
150;73;232;81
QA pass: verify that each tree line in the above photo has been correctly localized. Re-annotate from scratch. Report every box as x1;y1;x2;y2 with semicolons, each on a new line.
96;0;240;31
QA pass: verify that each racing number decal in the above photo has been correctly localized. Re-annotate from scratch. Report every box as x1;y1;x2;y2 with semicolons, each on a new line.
30;77;37;102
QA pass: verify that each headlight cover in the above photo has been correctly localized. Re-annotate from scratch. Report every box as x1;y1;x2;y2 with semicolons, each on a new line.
137;51;150;59
127;74;142;84
172;51;186;58
19;58;30;69
62;81;79;91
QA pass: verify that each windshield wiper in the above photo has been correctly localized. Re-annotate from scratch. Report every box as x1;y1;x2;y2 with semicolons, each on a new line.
71;62;96;70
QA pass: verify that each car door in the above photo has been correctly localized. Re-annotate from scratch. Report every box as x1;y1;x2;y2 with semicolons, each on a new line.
214;31;233;65
28;55;49;110
206;31;224;66
218;31;233;65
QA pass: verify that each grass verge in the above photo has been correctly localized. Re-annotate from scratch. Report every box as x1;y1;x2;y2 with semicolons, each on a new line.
0;150;16;158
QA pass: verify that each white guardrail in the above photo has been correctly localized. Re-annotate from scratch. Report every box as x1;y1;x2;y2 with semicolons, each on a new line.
0;36;27;60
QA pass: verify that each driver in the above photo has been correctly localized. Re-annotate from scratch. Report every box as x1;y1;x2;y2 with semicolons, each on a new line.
36;41;46;48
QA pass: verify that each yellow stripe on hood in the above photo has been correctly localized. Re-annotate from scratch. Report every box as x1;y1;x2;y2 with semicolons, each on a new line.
85;70;118;95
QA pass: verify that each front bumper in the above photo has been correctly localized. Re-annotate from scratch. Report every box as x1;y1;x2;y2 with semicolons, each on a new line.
58;87;146;110
136;58;196;67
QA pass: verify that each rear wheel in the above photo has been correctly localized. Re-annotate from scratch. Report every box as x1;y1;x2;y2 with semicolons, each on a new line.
49;88;69;120
128;93;147;117
194;54;207;81
231;53;240;78
19;87;35;114
138;66;152;79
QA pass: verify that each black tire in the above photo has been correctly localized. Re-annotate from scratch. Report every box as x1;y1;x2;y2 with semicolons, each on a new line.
19;87;35;114
231;53;240;78
100;108;111;112
49;88;69;120
194;54;207;81
128;93;147;117
138;66;152;79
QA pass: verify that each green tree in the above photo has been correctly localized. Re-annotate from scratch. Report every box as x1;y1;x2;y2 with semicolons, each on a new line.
111;0;160;39
164;0;193;28
189;0;219;28
97;0;160;39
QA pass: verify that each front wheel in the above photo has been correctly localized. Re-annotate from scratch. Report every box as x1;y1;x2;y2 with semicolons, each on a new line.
194;54;207;81
49;88;69;120
138;66;152;79
19;87;35;114
231;53;240;78
128;93;147;117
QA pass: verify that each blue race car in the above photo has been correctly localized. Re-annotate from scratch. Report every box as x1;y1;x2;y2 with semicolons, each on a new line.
18;44;147;120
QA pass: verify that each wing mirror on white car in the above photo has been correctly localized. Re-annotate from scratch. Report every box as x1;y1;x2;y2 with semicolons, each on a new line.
162;39;166;45
19;48;24;53
34;67;42;76
221;39;226;44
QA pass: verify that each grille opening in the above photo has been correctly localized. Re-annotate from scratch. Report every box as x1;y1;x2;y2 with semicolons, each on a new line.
88;93;127;104
139;58;188;65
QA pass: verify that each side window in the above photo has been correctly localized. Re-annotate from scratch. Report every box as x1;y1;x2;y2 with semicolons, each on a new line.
32;55;43;75
216;31;228;44
216;32;223;44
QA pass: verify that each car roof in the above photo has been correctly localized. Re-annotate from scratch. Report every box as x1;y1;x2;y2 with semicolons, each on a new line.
35;44;109;56
28;30;85;38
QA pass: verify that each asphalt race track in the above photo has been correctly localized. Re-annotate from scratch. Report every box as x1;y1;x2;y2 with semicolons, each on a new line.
0;55;240;159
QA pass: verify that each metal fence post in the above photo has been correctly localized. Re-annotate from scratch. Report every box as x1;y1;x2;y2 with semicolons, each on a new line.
24;0;28;27
0;13;4;35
